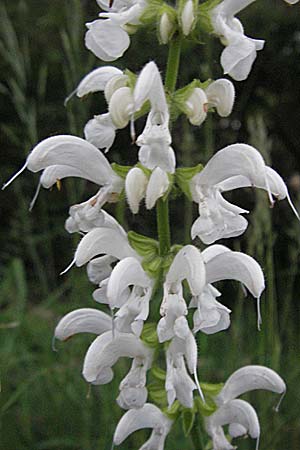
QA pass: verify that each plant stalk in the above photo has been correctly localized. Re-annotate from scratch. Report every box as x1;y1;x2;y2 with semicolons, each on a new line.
156;36;182;256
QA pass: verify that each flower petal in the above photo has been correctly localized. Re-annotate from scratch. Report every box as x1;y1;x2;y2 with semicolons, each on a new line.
145;168;169;210
113;403;172;445
125;167;148;214
83;331;153;383
107;257;152;308
84;114;116;151
166;245;206;296
208;398;260;440
206;78;235;117
205;250;265;299
75;227;138;267
76;66;123;97
27;135;117;186
85;19;130;61
216;365;286;405
54;308;112;341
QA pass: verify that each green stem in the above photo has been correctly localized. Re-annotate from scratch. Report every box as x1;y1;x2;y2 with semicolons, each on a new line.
190;417;205;450
165;37;182;93
156;36;182;256
157;198;171;256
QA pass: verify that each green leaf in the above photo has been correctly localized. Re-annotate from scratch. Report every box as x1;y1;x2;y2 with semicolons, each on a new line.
111;163;132;179
182;409;195;436
128;231;159;259
175;164;203;199
141;323;160;348
151;366;166;381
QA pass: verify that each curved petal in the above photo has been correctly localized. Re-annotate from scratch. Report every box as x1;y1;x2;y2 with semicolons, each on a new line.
83;331;152;383
216;365;286;405
27;135;116;186
40;165;89;188
206;78;235;117
202;244;231;263
208;398;260;440
75;227;138;266
113;403;172;445
85;19;130;61
76;66;123;97
107;257;152;307
193;144;268;190
87;255;116;284
54;308;112;341
205;251;265;299
166;245;206;296
134;61;168;115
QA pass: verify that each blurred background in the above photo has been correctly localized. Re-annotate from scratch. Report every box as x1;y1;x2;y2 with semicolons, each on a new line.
1;0;300;449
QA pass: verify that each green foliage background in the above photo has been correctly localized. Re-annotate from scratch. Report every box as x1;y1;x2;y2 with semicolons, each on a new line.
0;1;300;449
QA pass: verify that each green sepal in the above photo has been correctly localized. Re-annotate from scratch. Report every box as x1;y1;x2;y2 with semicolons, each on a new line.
173;79;212;115
140;0;164;25
142;255;163;278
162;173;175;201
163;400;181;420
181;408;196;437
151;366;167;381
201;382;224;396
148;381;168;406
196;0;222;35
111;163;132;179
135;162;152;178
141;322;160;348
124;69;137;89
175;164;203;199
128;230;159;259
194;395;218;417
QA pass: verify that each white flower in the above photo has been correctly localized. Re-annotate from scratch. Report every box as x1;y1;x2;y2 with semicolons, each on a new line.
206;365;286;449
83;330;153;384
73;66;129;151
2;135;123;216
185;79;235;126
113;403;172;450
107;256;154;336
117;359;148;409
193;244;265;331
125;62;175;213
85;0;147;62
210;0;265;80
190;143;299;244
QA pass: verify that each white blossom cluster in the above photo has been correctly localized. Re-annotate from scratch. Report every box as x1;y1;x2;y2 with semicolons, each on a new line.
3;0;299;449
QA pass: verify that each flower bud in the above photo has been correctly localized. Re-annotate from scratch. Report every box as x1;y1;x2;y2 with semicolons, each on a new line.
125;167;148;214
159;12;174;45
181;0;195;36
185;88;208;126
104;74;128;103
108;86;133;128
